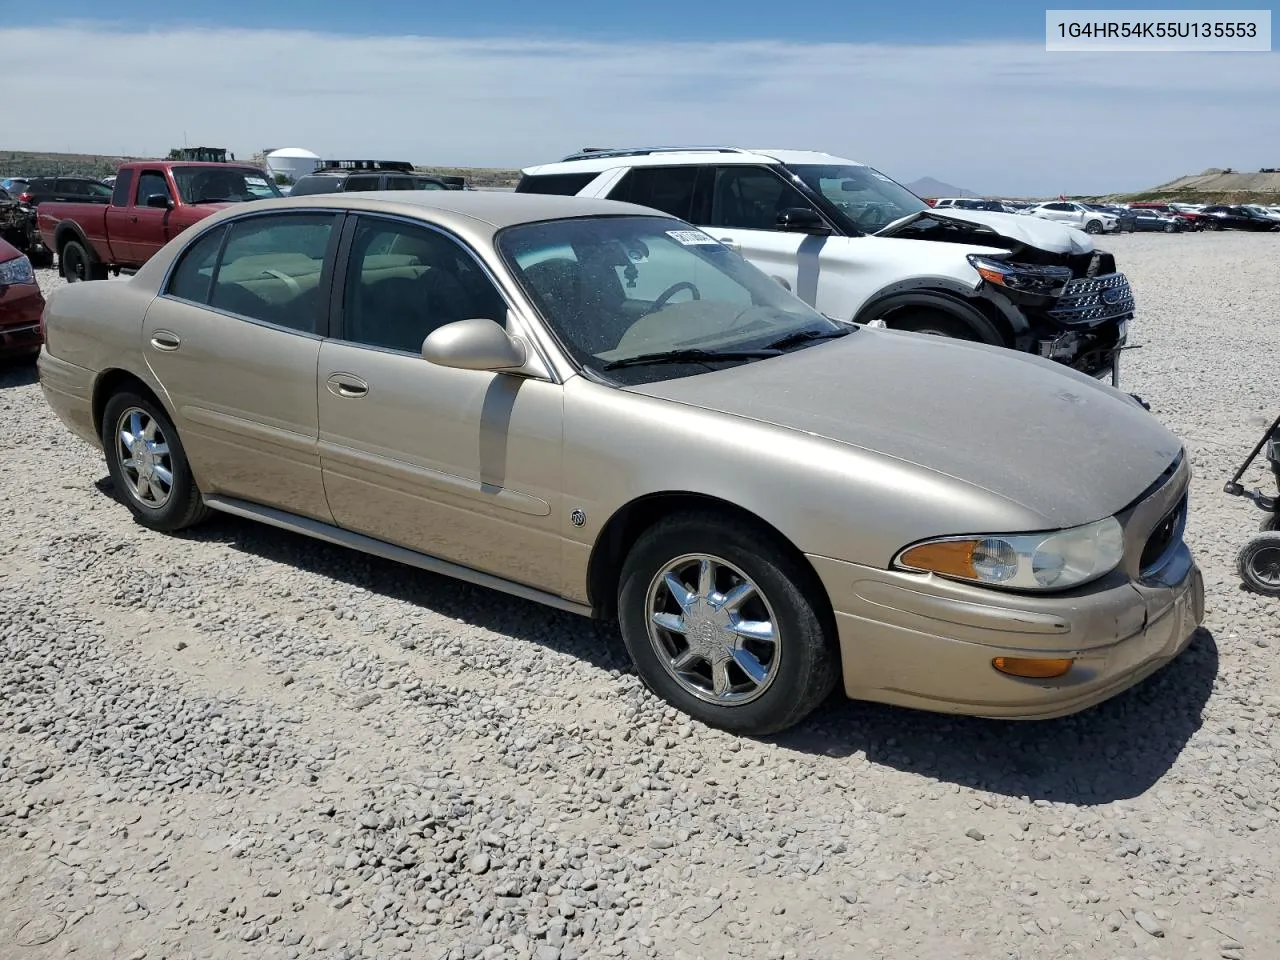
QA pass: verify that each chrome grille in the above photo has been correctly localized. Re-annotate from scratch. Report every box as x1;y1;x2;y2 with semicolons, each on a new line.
1050;272;1136;325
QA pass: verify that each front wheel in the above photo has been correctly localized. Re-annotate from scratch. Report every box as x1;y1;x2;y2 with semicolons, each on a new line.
101;391;210;532
888;309;981;340
1237;532;1280;597
1164;222;1175;233
617;511;838;735
1084;220;1103;234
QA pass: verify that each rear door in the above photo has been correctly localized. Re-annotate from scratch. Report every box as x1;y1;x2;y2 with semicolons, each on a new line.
141;211;342;521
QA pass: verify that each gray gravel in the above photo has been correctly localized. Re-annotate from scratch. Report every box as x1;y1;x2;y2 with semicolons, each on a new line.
2;230;1278;959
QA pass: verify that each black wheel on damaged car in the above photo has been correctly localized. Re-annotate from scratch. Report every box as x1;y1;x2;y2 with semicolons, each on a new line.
101;391;210;532
61;240;107;282
887;308;994;342
1237;532;1280;597
617;510;838;735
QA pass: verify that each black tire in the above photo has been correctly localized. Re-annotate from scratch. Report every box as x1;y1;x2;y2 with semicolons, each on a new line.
1237;532;1280;597
1164;222;1175;233
617;510;838;735
28;246;54;268
61;240;107;282
888;309;981;341
1084;220;1103;234
1260;514;1279;533
101;391;210;532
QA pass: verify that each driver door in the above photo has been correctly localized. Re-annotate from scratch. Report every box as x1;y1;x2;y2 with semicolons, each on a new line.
316;215;567;593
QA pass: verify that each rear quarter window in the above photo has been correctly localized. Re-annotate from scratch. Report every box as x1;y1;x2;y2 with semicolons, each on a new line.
111;171;134;206
514;172;598;196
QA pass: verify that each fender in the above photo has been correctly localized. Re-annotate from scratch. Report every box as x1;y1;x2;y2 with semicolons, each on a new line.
52;219;96;258
853;280;1016;346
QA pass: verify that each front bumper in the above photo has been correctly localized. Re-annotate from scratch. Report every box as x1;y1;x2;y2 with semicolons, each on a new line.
809;550;1203;718
809;453;1204;719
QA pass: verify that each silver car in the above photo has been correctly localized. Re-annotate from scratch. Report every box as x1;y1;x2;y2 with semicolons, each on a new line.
37;191;1205;735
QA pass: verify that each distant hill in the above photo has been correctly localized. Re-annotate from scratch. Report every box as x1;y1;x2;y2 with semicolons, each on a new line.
1106;167;1280;204
906;177;977;199
0;149;522;189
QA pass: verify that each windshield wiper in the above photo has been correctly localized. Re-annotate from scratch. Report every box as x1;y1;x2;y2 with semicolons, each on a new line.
601;348;780;371
763;327;852;351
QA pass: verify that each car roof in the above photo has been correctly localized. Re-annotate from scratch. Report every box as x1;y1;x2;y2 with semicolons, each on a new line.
522;146;866;176
198;190;666;231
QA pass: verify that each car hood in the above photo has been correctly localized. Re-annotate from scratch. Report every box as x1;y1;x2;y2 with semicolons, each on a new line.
628;330;1182;529
876;209;1095;255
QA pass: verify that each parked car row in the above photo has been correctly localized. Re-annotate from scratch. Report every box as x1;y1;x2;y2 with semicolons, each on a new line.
28;146;1136;390
921;193;1280;233
32;185;1205;735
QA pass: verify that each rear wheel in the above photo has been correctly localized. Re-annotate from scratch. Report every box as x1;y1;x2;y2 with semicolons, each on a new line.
617;511;838;735
61;240;107;282
1238;532;1280;597
101;391;210;532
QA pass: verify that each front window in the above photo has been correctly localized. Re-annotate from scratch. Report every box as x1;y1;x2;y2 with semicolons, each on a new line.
785;163;929;234
171;166;284;204
498;215;847;384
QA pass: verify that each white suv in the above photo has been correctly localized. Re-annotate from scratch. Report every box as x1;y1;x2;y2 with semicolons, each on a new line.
1023;201;1119;235
516;147;1135;384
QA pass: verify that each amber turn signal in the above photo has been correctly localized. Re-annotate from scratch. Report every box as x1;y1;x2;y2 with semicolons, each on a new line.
991;657;1074;679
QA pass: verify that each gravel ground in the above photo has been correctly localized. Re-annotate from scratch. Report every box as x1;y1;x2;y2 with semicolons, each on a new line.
2;231;1278;960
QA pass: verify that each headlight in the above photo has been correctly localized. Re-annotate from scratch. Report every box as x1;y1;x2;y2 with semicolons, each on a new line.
0;255;34;286
894;516;1125;592
967;255;1072;297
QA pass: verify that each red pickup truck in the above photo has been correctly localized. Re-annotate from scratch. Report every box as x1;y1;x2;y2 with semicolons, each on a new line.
37;161;282;282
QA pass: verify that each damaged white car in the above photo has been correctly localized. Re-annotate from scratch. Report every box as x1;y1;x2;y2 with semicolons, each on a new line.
517;147;1134;385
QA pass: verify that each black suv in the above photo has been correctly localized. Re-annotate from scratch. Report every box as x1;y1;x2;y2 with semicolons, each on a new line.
7;176;114;206
289;160;450;196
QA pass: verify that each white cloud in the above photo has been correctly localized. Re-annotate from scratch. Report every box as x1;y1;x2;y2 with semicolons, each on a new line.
3;23;1278;194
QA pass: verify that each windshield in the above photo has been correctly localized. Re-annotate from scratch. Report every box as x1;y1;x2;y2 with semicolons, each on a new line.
785;163;929;234
497;215;844;383
171;166;284;204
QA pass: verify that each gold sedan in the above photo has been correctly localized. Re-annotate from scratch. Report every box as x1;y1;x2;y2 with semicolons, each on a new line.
37;192;1204;735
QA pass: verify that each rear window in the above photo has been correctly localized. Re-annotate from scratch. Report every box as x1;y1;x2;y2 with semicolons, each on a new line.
289;176;341;196
514;172;597;196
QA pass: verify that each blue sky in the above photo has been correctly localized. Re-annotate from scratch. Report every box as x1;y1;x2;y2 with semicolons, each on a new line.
10;0;1266;42
2;5;1277;195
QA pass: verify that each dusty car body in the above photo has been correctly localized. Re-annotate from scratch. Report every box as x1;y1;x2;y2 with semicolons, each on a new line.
38;192;1204;735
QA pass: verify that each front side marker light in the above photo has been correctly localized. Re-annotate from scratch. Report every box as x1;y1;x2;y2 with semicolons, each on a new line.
992;657;1074;679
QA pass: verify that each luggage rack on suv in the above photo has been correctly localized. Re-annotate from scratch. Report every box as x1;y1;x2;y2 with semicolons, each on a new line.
316;160;415;172
558;146;755;162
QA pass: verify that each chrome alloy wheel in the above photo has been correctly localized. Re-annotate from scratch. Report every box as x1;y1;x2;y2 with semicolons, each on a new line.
116;407;174;508
644;553;781;705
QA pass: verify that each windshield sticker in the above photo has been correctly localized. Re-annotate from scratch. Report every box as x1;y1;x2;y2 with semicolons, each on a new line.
665;229;719;246
244;177;268;186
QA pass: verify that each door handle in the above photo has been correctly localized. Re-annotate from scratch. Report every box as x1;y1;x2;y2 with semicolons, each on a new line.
130;215;138;223
718;237;741;252
326;373;368;399
150;331;181;351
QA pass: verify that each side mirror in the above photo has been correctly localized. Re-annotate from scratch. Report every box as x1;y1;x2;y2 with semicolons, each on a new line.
775;207;831;235
145;193;173;210
422;317;527;371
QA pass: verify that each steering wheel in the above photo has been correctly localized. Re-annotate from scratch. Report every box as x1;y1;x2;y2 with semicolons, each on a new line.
857;203;891;228
653;281;701;310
